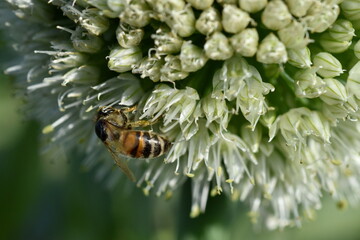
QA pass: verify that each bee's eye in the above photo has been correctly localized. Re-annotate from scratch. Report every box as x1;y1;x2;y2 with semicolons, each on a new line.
95;119;108;142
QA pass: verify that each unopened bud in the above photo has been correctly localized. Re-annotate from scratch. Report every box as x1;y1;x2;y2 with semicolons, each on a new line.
186;0;214;10
320;78;348;105
346;61;360;98
120;1;151;28
294;68;326;98
116;24;144;48
160;55;189;82
256;33;287;64
239;0;267;13
62;65;99;85
341;0;360;21
132;57;164;82
285;0;313;17
222;4;250;34
180;41;208;72
152;28;183;54
261;0;292;30
80;8;109;35
287;47;312;69
195;7;222;35
319;33;351;53
354;40;360;59
313;52;343;78
204;32;234;60
328;19;355;41
71;27;103;53
168;5;196;37
278;20;309;49
304;2;339;33
230;28;259;57
108;46;142;73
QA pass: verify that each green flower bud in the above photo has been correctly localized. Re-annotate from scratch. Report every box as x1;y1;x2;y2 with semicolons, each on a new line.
116;24;144;48
239;0;267;13
186;0;214;10
278;20;309;49
354;40;360;59
107;0;126;14
120;1;151;28
287;47;312;69
80;8;109;35
230;28;259;57
152;28;183;54
304;2;339;33
132;56;164;82
261;0;292;30
346;61;360;98
319;33;351;53
284;0;313;17
195;7;222;35
160;55;189;82
85;0;119;18
180;41;208;72
294;68;326;98
320;78;348;105
256;33;287;64
48;52;88;70
71;26;103;53
167;5;196;37
328;19;355;41
62;65;99;85
341;0;360;21
222;4;250;34
313;52;343;78
108;46;142;73
204;32;234;60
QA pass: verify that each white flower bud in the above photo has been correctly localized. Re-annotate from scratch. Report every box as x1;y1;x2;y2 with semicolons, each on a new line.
62;65;99;85
354;40;360;59
284;0;313;17
167;5;196;37
195;7;222;35
108;46;142;73
294;68;326;98
320;78;348;105
222;4;250;34
256;33;287;64
71;27;103;53
239;0;267;13
107;0;126;14
180;41;208;72
186;0;214;10
319;33;351;53
116;24;144;48
152;28;183;54
341;0;360;21
85;0;119;18
261;0;292;30
132;56;164;82
230;28;259;57
329;19;355;41
346;61;360;98
120;1;151;28
216;0;237;4
304;2;339;33
80;8;109;35
160;55;189;82
313;52;343;78
49;52;88;70
287;47;312;69
204;32;234;60
278;20;309;49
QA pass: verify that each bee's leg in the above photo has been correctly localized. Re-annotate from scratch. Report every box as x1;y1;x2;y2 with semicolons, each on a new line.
121;105;137;113
129;119;158;128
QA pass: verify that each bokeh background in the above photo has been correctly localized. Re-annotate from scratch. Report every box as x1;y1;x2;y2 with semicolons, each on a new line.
1;30;360;240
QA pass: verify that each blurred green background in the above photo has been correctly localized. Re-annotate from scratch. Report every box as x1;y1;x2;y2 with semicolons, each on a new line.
1;35;360;240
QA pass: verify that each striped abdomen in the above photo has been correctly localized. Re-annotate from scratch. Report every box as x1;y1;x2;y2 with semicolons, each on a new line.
118;130;171;158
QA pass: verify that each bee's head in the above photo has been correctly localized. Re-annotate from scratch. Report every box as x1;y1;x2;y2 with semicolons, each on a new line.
97;106;115;119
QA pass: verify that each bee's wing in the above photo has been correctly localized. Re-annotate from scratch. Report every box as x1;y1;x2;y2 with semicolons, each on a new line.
107;148;136;182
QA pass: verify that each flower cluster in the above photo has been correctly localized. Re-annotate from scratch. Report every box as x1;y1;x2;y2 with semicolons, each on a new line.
3;0;360;229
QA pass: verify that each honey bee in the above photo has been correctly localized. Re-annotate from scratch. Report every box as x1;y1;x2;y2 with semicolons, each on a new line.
95;106;171;182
